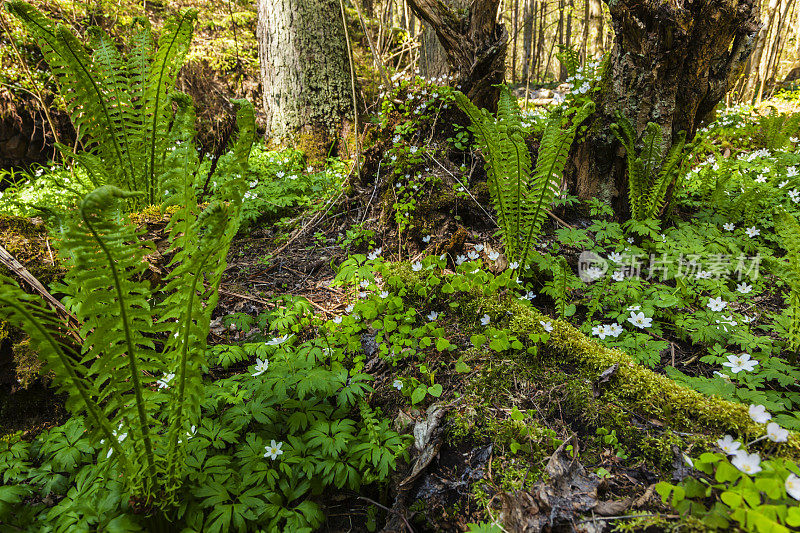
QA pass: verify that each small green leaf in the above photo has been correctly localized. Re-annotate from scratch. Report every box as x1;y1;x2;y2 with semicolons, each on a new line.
720;491;742;509
411;387;427;404
427;384;443;397
455;358;471;373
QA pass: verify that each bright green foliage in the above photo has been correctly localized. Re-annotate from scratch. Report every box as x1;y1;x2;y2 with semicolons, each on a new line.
759;106;800;151
0;100;254;510
656;451;800;532
454;86;593;266
611;115;688;220
6;1;196;209
774;208;800;359
555;44;581;78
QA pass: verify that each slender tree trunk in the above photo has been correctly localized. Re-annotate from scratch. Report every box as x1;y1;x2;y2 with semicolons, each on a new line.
744;0;779;99
558;0;566;79
512;0;519;83
522;0;534;82
566;0;572;58
586;0;603;59
568;0;761;216
257;0;358;156
535;0;546;80
758;0;796;101
407;0;508;111
581;0;589;62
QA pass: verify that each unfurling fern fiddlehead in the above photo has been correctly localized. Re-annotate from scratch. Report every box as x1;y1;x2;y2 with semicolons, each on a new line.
611;115;688;221
455;86;593;266
0;100;255;508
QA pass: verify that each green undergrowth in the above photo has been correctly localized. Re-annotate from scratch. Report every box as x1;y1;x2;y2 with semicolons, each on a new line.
380;260;800;459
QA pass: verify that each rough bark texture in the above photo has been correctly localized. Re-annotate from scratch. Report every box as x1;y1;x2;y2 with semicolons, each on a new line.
257;0;355;153
568;0;761;215
406;0;508;112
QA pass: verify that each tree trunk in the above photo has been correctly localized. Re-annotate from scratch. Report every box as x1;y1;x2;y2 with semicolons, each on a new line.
743;0;779;100
568;0;761;216
535;0;546;80
586;0;604;59
522;0;534;82
512;0;519;83
406;0;508;112
257;0;357;156
557;0;566;79
757;0;796;101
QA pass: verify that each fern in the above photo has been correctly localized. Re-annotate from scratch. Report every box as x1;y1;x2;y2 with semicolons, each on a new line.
0;104;255;510
774;209;800;361
6;1;197;209
556;44;581;77
759;106;800;151
611;115;688;220
455;86;593;266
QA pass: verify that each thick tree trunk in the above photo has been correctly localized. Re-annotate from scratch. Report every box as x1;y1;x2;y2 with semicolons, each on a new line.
568;0;761;216
257;0;357;154
407;0;508;112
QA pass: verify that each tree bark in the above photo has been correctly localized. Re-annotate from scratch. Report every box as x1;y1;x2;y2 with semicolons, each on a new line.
585;0;604;59
522;0;534;82
757;0;796;101
257;0;357;155
743;0;779;100
568;0;761;216
512;0;519;83
406;0;508;112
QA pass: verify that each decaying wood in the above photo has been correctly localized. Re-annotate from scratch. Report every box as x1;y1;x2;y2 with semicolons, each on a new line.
0;244;82;342
406;0;508;112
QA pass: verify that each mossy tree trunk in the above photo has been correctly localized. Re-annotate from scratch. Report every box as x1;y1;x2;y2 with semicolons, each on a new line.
568;0;761;216
257;0;358;157
406;0;508;112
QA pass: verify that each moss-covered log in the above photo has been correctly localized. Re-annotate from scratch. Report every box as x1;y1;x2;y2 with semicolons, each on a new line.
386;263;800;461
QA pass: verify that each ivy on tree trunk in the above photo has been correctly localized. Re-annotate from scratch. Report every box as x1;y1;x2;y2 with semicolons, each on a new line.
568;0;761;216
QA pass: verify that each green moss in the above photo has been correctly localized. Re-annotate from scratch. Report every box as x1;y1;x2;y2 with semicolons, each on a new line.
474;292;800;458
292;129;331;164
12;338;44;389
0;215;62;284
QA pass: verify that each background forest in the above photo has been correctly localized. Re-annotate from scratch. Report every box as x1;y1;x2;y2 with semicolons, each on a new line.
0;0;799;532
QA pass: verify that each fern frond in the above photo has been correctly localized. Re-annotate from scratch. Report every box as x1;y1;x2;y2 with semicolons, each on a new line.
7;1;197;210
639;123;664;186
556;44;581;77
454;90;515;254
59;185;160;493
613;114;689;220
519;101;594;264
455;90;592;265
0;277;128;470
644;131;686;218
157;99;254;499
774;209;800;356
144;9;197;205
